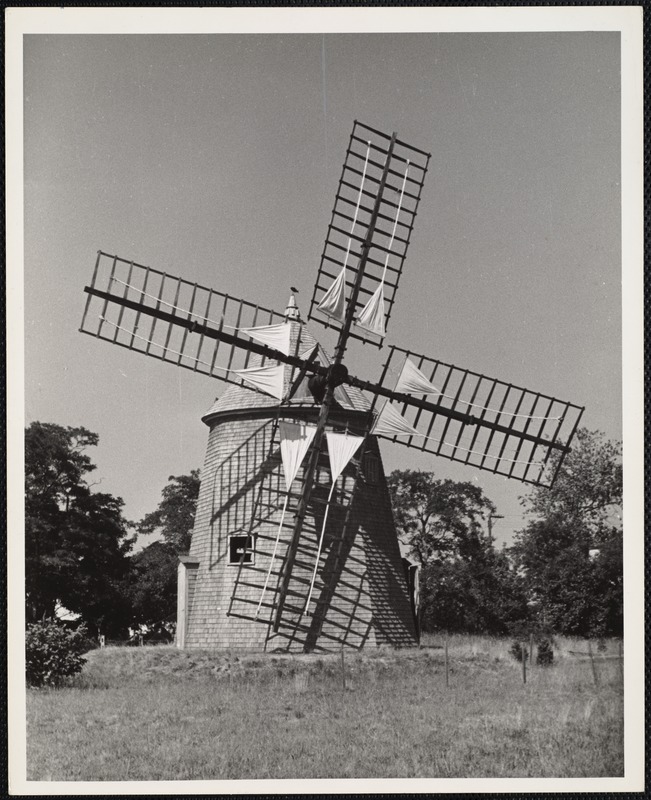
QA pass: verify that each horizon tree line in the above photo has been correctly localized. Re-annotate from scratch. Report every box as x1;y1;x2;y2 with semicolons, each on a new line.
25;421;622;641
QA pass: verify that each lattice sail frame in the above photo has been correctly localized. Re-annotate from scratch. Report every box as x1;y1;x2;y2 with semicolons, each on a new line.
226;414;370;644
308;120;430;347
372;345;584;488
80;251;287;393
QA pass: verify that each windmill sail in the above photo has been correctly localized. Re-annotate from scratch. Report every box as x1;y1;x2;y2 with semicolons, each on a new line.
241;323;291;356
361;344;584;487
394;357;439;395
80;251;315;396
354;159;411;339
372;401;419;437
279;421;319;491
355;283;386;337
309;121;430;347
316;266;347;322
304;431;364;613
316;141;372;322
234;364;285;400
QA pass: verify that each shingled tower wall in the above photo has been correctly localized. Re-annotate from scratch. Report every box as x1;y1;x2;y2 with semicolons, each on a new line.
177;314;417;652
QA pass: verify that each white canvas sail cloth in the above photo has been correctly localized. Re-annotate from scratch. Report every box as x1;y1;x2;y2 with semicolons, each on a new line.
394;357;439;395
233;363;285;400
240;323;291;356
371;401;420;437
256;421;317;617
304;431;365;614
355;283;387;337
315;267;347;322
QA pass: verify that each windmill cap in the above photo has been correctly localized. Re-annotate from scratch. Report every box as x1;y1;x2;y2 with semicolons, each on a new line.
285;290;301;321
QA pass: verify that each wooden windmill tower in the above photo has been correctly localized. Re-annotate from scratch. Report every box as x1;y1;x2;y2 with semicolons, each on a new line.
80;121;584;652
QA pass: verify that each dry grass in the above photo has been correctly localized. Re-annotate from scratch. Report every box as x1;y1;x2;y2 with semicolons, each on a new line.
26;635;624;781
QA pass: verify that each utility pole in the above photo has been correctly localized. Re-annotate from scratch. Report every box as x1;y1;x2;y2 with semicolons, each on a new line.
488;513;504;542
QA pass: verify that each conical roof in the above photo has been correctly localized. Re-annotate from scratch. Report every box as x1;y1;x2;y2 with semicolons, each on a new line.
202;318;370;425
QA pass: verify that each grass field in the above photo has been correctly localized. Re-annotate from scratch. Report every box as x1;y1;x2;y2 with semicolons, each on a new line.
26;634;624;781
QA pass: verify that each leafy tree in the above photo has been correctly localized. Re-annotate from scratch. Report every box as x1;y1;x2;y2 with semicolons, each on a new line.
127;471;200;629
26;423;98;510
137;470;200;553
520;428;622;530
128;541;178;628
511;429;623;637
25;422;134;636
419;547;528;635
589;525;623;637
388;470;526;634
388;470;496;565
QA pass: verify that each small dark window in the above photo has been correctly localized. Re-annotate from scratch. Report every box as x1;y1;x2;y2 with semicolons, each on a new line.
228;534;254;565
364;453;380;485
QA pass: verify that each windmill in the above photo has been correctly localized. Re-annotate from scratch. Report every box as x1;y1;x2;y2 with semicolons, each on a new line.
79;121;584;652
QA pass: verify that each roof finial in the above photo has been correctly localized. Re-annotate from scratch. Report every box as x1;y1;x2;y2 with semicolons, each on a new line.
285;287;301;322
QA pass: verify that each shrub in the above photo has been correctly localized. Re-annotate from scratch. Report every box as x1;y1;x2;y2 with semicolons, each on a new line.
26;619;90;687
536;638;554;666
509;640;528;663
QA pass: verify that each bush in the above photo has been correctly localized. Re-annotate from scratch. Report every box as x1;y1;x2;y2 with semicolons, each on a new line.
509;635;555;666
536;638;554;666
509;640;528;663
26;619;90;687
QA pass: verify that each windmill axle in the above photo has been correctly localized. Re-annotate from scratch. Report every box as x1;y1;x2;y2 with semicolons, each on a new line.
308;363;349;404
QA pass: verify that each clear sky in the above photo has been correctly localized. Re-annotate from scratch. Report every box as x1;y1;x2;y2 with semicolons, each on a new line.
23;30;622;546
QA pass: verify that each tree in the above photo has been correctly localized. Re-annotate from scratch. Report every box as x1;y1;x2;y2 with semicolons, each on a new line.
417;547;529;635
388;470;527;634
25;422;134;636
137;470;200;553
26;423;98;511
127;471;200;629
128;541;178;628
388;470;496;566
511;429;623;637
520;428;622;531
